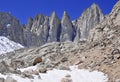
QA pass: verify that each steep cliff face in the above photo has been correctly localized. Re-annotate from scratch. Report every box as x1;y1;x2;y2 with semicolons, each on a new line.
24;3;104;46
25;14;50;46
48;11;60;42
26;17;33;30
26;13;60;46
60;11;75;42
0;12;24;45
74;3;104;42
88;1;120;44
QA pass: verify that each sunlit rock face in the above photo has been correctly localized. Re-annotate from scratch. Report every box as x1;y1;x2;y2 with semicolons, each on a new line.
0;12;24;45
47;11;61;42
88;0;120;43
74;3;104;42
60;11;75;42
0;3;104;47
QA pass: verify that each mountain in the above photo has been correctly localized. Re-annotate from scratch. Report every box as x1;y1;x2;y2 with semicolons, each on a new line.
60;11;75;42
88;0;120;43
86;0;120;81
48;11;61;42
73;3;104;42
0;3;104;47
0;12;24;45
0;36;24;54
0;1;120;82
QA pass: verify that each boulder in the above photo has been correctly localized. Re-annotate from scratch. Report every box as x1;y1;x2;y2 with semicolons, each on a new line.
61;57;68;62
33;57;42;65
111;49;120;55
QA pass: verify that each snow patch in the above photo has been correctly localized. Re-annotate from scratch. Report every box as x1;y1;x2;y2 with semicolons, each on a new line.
19;65;37;72
11;65;109;82
6;24;11;28
0;36;24;54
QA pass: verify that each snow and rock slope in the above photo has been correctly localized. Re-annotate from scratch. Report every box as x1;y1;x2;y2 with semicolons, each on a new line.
0;36;24;54
0;1;120;82
0;65;108;82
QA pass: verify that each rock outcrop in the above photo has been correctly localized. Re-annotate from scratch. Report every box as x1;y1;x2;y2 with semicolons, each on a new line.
0;3;104;47
60;11;74;42
26;17;33;30
74;3;104;42
88;0;120;43
84;1;120;81
48;11;61;42
30;14;49;44
0;12;24;45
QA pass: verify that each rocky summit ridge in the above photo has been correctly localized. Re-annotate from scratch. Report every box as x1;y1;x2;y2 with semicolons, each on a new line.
0;3;104;47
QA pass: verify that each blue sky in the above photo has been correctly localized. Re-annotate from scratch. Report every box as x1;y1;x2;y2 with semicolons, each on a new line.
0;0;118;24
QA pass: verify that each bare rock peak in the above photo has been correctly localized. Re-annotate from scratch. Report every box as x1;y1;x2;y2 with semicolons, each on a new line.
26;17;33;30
74;2;104;41
60;11;74;42
88;0;120;46
50;11;60;24
50;11;59;22
51;11;57;17
91;2;98;7
62;11;71;22
34;14;45;21
63;11;70;17
63;11;67;15
90;3;103;13
48;11;60;42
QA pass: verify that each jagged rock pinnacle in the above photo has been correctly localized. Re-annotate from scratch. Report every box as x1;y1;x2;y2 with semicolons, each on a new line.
60;11;74;42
